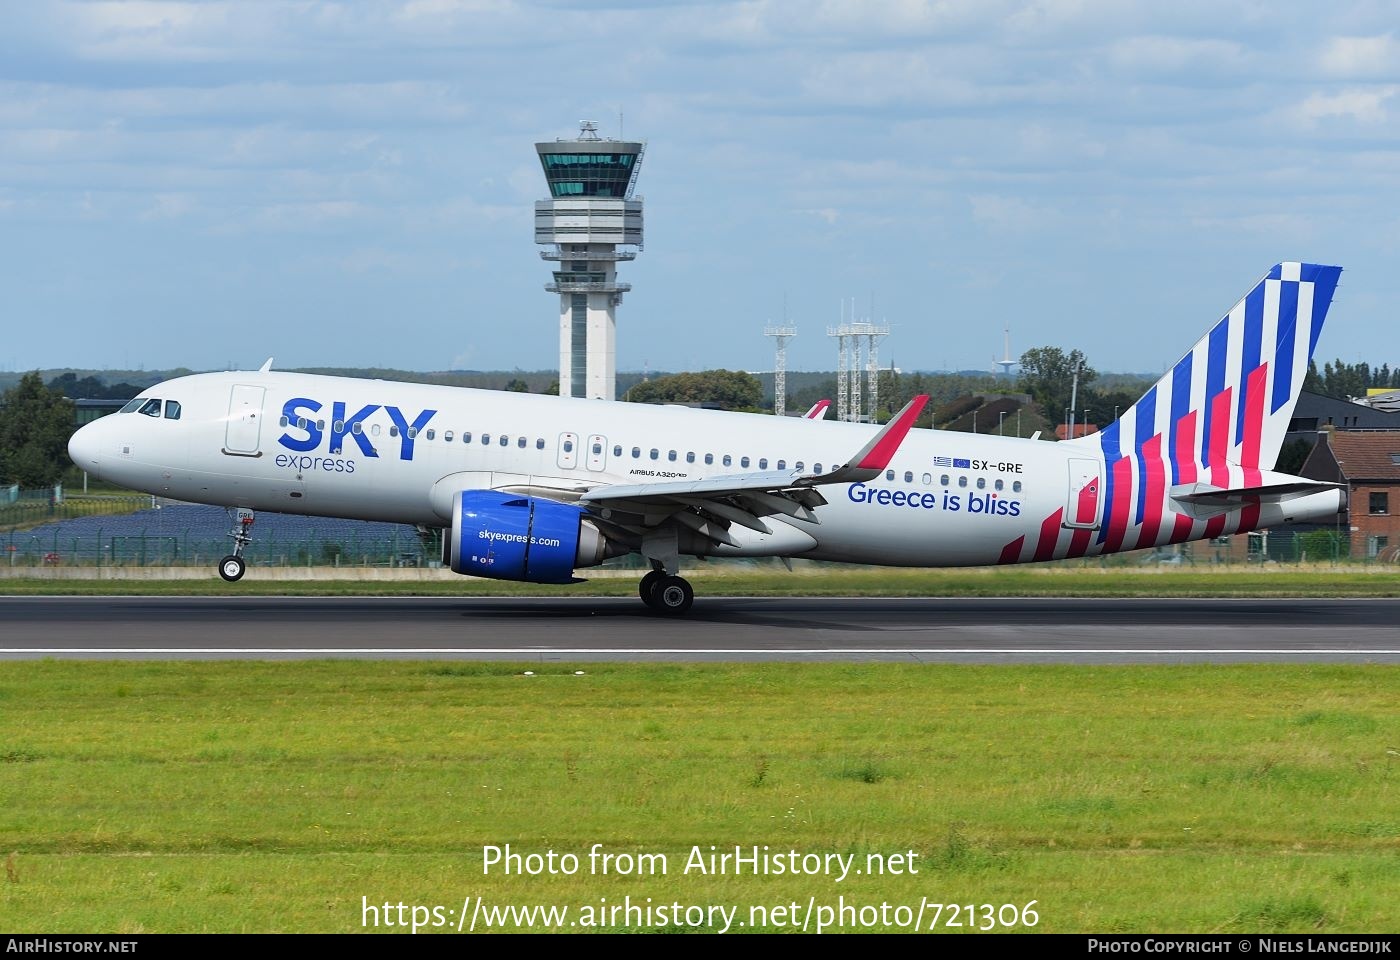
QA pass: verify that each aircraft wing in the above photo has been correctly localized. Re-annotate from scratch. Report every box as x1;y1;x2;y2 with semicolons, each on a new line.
577;395;927;545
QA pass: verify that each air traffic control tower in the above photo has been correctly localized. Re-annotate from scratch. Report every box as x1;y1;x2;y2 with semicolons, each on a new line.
535;121;644;401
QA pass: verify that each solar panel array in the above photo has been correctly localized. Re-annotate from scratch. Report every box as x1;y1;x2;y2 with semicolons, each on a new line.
4;504;432;567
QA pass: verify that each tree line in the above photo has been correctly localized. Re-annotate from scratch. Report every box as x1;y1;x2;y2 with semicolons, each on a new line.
1303;359;1400;400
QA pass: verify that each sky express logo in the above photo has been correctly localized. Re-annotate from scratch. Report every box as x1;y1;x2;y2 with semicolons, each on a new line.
277;398;436;461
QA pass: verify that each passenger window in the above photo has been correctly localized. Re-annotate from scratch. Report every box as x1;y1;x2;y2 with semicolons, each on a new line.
796;461;804;471
333;420;345;433
390;426;399;437
426;429;435;440
667;450;676;462
279;415;289;427
297;417;307;429
723;455;732;467
904;471;913;483
317;420;325;431
814;463;822;473
353;423;363;435
922;473;932;485
741;456;750;468
518;437;526;448
686;452;695;463
371;424;381;437
563;439;573;452
499;435;508;447
995;479;1004;491
759;458;768;469
536;439;545;450
704;453;714;465
482;434;490;445
444;431;454;442
593;442;602;455
164;401;181;420
940;474;949;486
632;447;641;458
885;469;895;481
976;477;985;489
958;476;968;488
614;445;622;457
776;459;785;470
407;427;418;439
650;449;659;460
1013;481;1023;493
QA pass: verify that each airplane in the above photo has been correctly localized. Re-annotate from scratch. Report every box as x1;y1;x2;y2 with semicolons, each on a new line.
67;262;1345;615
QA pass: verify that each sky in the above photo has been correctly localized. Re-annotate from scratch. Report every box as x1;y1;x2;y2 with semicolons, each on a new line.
2;1;1398;378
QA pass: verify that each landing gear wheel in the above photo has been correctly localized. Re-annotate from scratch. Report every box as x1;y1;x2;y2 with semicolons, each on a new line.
650;575;694;616
218;555;246;582
639;570;664;607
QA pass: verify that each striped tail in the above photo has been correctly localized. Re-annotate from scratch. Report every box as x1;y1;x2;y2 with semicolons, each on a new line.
1082;262;1342;548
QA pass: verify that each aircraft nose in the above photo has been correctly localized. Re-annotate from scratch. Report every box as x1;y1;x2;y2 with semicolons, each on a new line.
68;421;101;469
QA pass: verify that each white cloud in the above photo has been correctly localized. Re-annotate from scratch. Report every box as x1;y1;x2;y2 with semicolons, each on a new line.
1105;35;1245;76
968;193;1050;234
1297;87;1397;125
139;193;194;220
1319;34;1400;77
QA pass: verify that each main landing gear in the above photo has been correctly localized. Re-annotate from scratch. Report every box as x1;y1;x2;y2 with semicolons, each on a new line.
639;567;694;615
218;508;255;582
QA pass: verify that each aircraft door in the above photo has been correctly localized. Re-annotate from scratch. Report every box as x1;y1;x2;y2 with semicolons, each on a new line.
557;432;579;470
586;434;607;471
1065;458;1102;529
224;385;266;457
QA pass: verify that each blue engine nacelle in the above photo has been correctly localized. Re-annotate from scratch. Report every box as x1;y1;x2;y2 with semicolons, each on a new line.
445;490;620;583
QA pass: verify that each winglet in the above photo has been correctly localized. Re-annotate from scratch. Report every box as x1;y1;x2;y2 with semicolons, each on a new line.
818;394;929;485
852;394;929;469
258;357;275;373
803;399;831;420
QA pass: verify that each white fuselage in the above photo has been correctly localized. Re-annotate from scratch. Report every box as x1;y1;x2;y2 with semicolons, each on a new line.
67;370;1338;569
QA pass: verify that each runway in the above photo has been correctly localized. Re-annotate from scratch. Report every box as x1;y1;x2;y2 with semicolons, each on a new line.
2;596;1399;662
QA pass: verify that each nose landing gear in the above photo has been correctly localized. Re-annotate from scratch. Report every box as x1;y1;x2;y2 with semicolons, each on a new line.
217;508;255;582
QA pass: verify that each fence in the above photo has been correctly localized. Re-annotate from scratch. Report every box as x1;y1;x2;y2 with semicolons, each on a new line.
2;526;1391;570
0;493;153;529
2;524;444;569
0;487;1390;569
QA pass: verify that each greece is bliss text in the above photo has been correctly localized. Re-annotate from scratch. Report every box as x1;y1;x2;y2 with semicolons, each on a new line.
483;844;920;881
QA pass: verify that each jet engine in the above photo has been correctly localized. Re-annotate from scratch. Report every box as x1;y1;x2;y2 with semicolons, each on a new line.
443;490;622;583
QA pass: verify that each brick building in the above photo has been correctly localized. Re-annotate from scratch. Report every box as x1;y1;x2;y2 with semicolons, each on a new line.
1300;431;1400;560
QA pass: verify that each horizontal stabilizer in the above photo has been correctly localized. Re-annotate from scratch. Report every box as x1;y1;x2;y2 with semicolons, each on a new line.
1169;475;1343;519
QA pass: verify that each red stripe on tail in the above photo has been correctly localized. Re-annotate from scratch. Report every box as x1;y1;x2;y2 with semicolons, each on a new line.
1239;363;1268;469
1204;387;1233;540
1134;434;1167;551
1034;508;1065;562
1067;526;1093;559
1102;457;1134;554
998;536;1025;565
1169;410;1198;543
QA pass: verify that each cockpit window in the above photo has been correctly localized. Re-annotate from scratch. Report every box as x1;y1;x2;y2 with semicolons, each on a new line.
119;398;145;414
164;400;182;421
138;398;162;418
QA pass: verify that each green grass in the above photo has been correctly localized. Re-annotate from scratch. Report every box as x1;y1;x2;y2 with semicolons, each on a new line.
1;565;1398;596
1;661;1399;932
